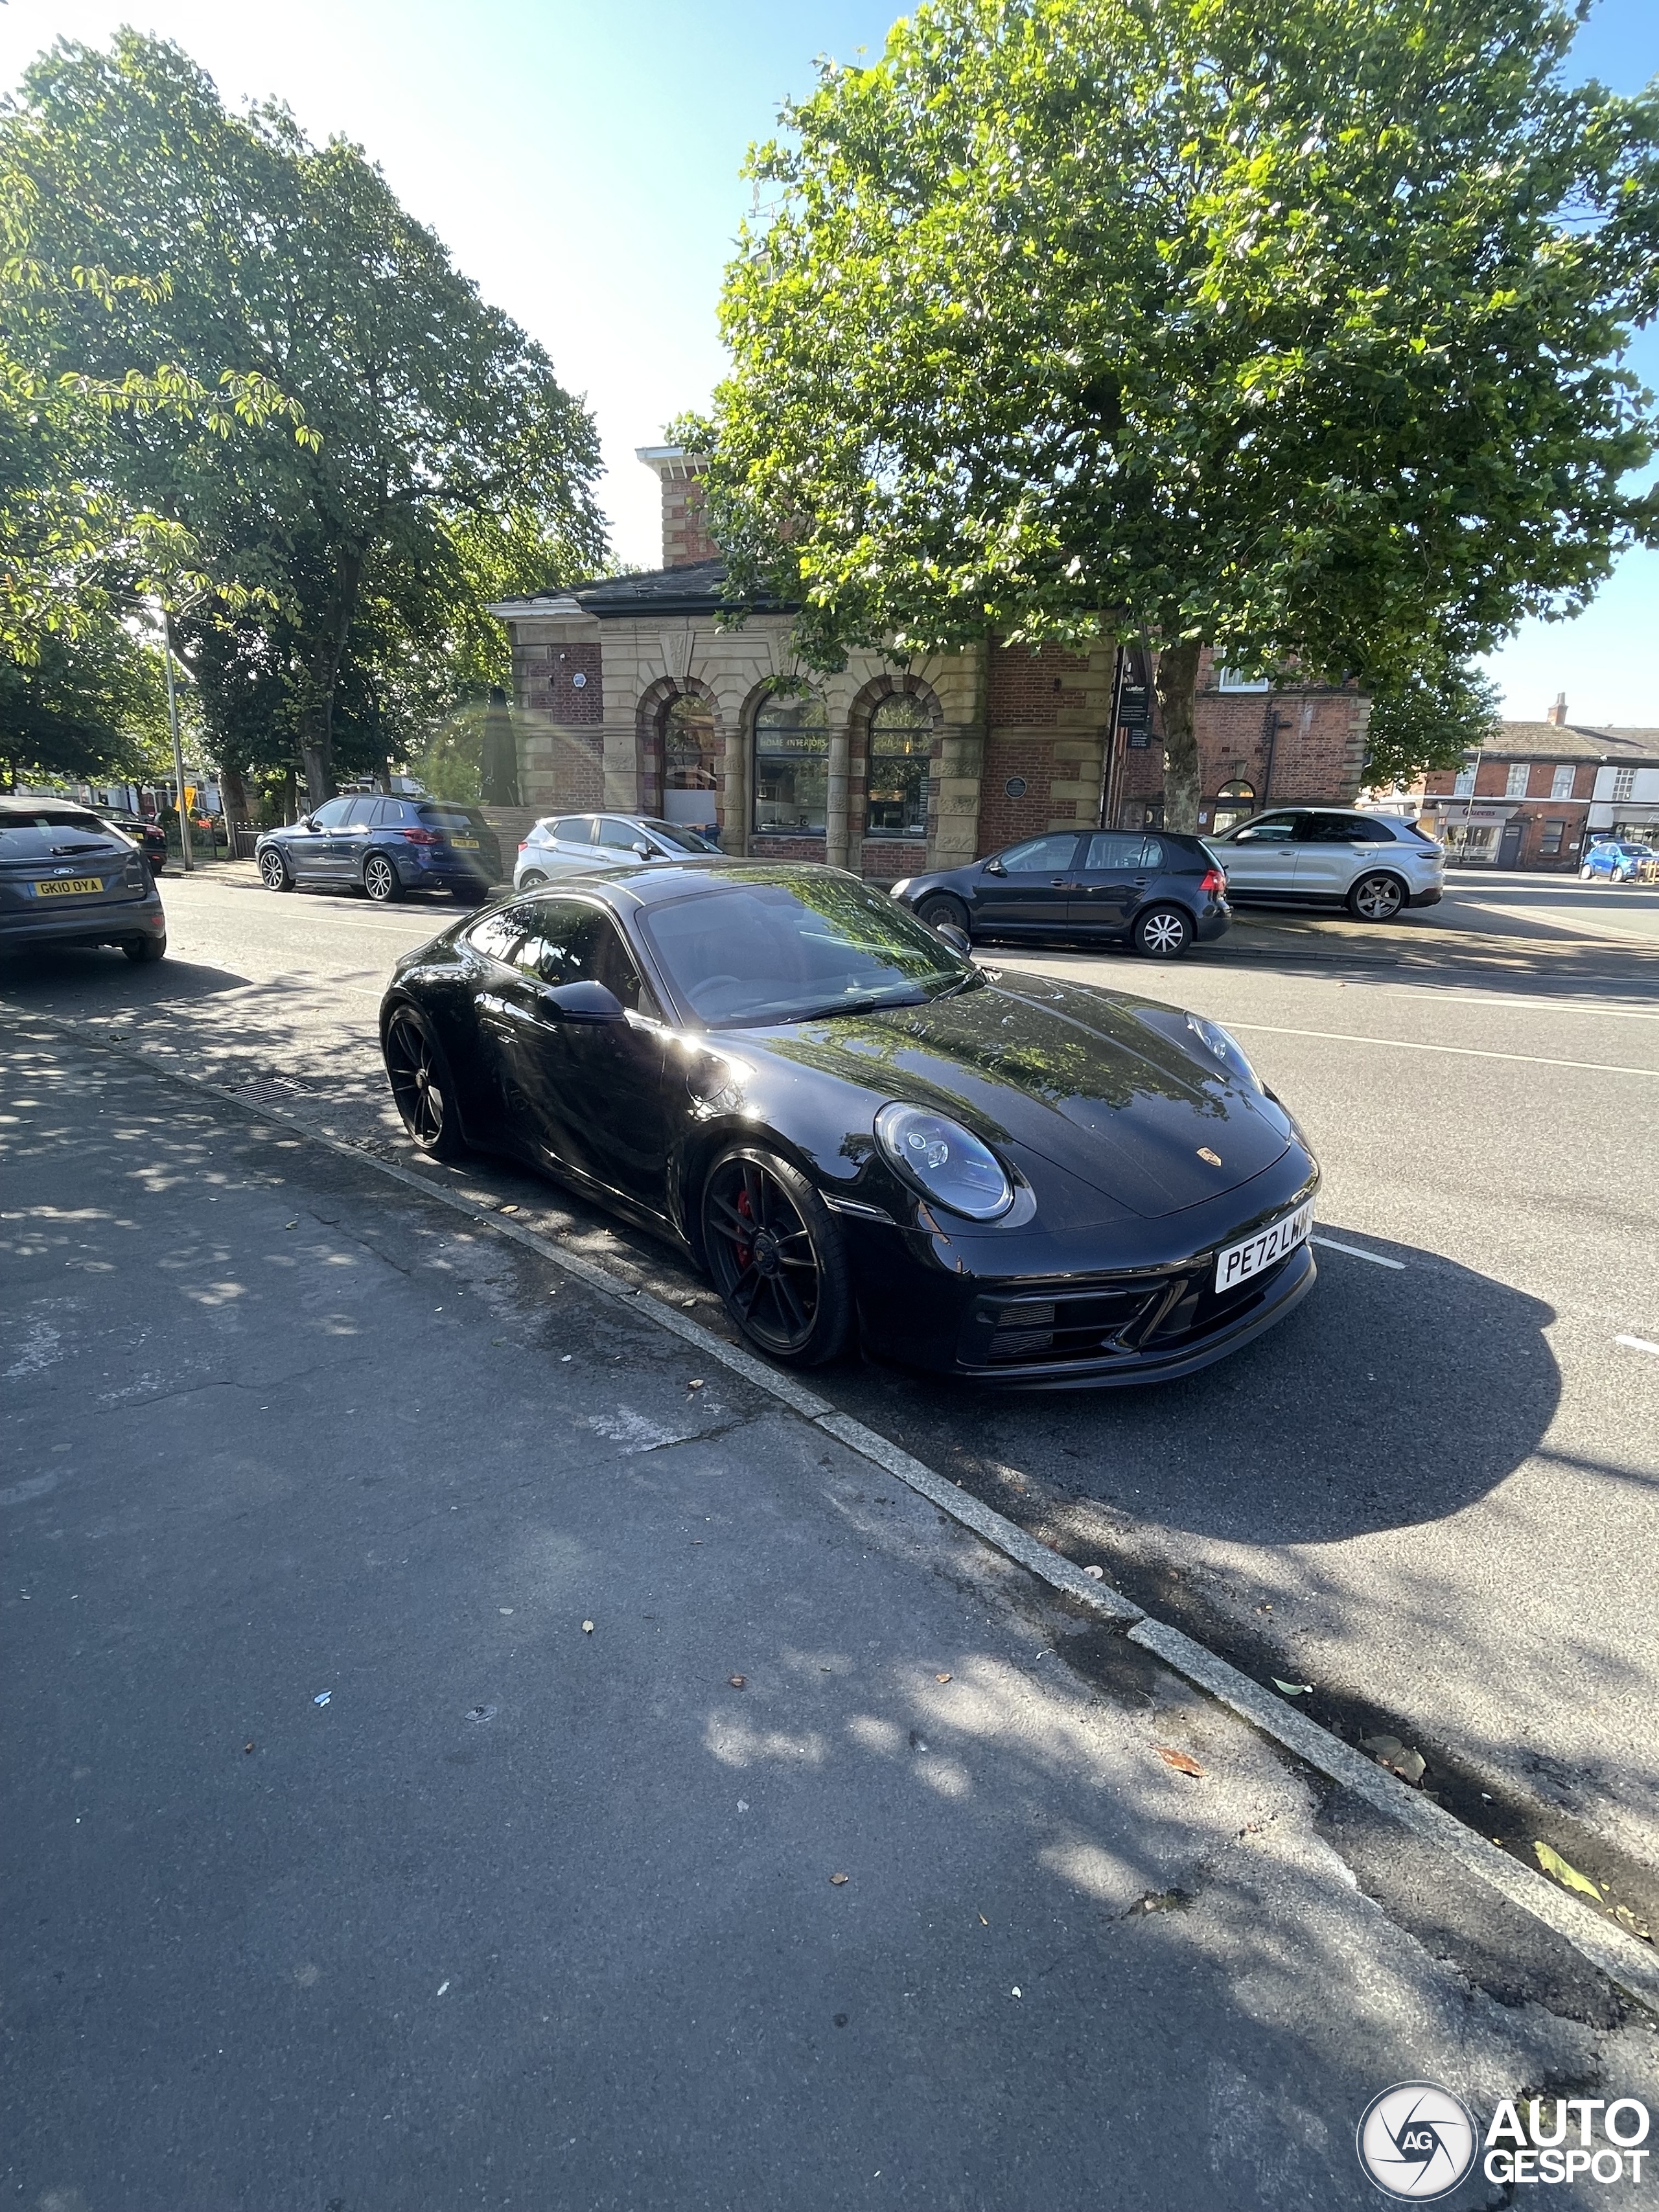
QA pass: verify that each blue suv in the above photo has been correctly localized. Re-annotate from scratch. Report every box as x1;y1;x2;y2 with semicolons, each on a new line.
1581;839;1654;883
257;797;503;902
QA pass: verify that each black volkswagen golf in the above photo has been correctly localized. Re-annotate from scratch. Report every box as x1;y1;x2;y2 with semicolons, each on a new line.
379;863;1317;1386
889;828;1230;956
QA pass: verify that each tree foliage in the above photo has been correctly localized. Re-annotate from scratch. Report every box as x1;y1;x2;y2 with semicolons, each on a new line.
690;0;1659;827
4;32;605;805
1363;661;1502;789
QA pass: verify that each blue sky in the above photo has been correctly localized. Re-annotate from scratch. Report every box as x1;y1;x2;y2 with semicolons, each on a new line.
4;0;1655;725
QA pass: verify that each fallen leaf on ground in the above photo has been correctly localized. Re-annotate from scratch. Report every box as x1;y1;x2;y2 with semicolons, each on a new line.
243;1741;255;1754
1271;1679;1314;1696
829;1872;849;1886
498;1204;518;1214
1156;1747;1204;1778
728;1675;747;1689
978;1913;989;1927
1534;1839;1604;1902
581;1620;594;1634
1362;1733;1405;1760
935;1672;952;1683
1083;1565;1106;1580
688;1378;704;1390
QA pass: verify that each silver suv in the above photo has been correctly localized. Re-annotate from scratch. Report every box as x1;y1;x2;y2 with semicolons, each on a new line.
1205;807;1444;921
513;812;722;890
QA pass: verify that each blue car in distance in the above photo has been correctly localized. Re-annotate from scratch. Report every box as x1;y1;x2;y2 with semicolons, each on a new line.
257;796;503;903
1581;839;1654;884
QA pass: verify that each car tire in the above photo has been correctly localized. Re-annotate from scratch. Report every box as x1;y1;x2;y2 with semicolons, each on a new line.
383;1004;469;1161
363;852;400;903
915;892;971;940
259;847;294;892
701;1143;853;1368
1579;864;1594;879
123;934;166;964
518;870;548;889
1347;871;1406;922
1133;904;1193;957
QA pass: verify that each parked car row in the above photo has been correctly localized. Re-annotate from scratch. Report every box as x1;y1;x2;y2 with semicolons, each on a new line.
378;858;1320;1390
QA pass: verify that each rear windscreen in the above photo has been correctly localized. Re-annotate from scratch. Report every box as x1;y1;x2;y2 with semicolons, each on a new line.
0;809;122;856
416;806;489;832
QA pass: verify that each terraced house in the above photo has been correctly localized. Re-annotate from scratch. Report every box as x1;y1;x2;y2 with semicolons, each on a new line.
488;447;1375;879
1418;694;1659;868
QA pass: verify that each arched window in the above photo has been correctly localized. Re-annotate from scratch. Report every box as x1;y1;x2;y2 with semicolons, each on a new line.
661;693;717;828
1209;778;1257;835
752;690;828;836
864;693;933;839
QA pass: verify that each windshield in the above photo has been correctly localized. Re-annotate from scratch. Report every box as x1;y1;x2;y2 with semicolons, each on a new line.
642;820;721;854
638;873;975;1027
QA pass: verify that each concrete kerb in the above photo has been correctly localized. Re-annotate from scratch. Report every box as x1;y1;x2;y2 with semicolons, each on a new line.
9;995;1659;2019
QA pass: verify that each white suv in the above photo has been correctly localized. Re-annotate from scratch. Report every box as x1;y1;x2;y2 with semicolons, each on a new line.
1205;808;1444;921
514;813;722;890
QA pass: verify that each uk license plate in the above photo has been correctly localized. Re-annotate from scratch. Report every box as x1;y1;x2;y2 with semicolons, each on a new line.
450;837;480;850
1214;1202;1312;1293
34;876;104;898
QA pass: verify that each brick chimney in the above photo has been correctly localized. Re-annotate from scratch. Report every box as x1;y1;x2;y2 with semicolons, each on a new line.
1547;692;1567;727
636;445;715;570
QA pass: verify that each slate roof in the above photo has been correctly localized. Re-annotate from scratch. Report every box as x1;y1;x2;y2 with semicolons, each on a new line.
1487;722;1659;761
490;560;795;622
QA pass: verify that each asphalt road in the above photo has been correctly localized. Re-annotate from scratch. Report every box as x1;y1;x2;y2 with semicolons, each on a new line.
6;1017;1658;2211
5;861;1658;1916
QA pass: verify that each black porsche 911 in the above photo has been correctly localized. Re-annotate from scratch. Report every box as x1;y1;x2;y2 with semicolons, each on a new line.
378;862;1319;1386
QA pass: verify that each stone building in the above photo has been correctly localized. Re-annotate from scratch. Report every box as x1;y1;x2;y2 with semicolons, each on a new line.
487;448;1372;878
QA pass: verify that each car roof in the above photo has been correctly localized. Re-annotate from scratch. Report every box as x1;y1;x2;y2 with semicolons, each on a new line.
513;857;854;911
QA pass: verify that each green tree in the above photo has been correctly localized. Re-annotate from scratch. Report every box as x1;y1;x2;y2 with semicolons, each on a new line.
1363;661;1502;789
6;32;605;806
0;620;171;791
690;0;1659;829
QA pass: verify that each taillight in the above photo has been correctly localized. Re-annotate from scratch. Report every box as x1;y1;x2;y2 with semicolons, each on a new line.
518;841;529;853
1200;867;1226;896
400;827;440;846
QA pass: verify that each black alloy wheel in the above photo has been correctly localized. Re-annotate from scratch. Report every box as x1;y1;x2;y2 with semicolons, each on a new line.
259;846;294;892
363;851;400;903
1133;904;1192;958
916;891;971;939
384;1007;467;1160
701;1145;852;1367
1347;871;1405;922
123;934;166;964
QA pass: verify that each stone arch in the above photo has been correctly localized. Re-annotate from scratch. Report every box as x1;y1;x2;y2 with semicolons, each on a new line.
846;670;944;876
636;675;720;828
743;675;835;855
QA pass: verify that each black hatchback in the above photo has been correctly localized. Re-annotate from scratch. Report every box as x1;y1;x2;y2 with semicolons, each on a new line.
888;830;1229;957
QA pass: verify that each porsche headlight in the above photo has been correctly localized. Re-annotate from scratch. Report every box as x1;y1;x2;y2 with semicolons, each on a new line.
1187;1013;1261;1090
874;1102;1014;1221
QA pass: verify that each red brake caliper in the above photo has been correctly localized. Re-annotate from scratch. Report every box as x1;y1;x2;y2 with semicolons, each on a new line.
734;1185;754;1269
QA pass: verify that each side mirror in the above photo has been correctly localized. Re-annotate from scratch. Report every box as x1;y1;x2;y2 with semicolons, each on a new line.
984;858;1007;876
298;815;315;832
1231;828;1254;843
541;979;626;1024
934;922;971;957
631;842;653;859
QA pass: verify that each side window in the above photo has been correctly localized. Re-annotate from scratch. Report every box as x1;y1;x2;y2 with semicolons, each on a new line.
999;833;1082;872
1139;837;1163;870
513;902;659;1016
344;798;380;826
552;817;592;843
1235;813;1299;843
596;817;644;850
1082;832;1146;870
1342;815;1391;843
467;908;528;964
310;798;353;829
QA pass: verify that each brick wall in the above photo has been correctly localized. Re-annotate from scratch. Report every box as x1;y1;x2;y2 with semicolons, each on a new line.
520;642;602;725
977;736;1063;852
861;839;925;885
662;478;717;569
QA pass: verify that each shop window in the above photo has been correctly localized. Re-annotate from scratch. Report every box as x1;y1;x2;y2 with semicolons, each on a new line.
1505;762;1528;797
662;694;717;828
864;693;932;839
753;691;829;836
1550;765;1575;799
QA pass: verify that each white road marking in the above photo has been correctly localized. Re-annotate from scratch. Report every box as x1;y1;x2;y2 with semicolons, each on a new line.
1615;1334;1659;1356
1341;984;1659;1023
1223;1020;1659;1080
1311;1236;1406;1269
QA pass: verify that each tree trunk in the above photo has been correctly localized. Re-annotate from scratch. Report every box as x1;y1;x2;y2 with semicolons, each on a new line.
219;760;252;829
298;550;365;809
1155;636;1203;832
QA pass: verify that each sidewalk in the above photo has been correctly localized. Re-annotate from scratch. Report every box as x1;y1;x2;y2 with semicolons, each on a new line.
3;1023;1654;2211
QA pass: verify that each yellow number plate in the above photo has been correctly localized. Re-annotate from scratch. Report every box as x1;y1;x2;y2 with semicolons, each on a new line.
34;876;104;898
450;837;480;850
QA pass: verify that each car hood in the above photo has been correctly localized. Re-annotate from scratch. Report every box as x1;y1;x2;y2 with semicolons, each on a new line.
736;970;1294;1220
